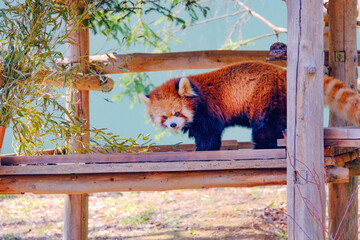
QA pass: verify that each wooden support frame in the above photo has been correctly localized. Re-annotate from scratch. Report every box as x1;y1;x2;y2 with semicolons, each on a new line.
327;1;359;239
64;2;90;239
286;0;325;239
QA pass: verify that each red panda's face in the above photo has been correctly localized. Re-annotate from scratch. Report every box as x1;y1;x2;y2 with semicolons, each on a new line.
139;77;197;131
147;97;194;130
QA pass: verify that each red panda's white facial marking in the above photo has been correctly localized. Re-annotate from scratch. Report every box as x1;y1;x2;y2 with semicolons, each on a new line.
181;106;194;123
163;115;186;130
139;91;196;130
149;104;194;130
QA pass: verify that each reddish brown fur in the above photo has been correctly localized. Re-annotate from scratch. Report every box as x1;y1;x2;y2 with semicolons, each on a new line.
178;62;286;122
143;61;360;150
148;62;360;125
324;75;360;126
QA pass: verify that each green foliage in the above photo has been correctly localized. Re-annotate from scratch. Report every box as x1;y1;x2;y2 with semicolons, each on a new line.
88;0;209;105
113;72;154;108
90;0;209;47
0;0;151;155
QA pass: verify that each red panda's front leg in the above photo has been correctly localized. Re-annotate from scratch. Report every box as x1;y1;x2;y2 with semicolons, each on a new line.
194;131;222;151
186;115;225;151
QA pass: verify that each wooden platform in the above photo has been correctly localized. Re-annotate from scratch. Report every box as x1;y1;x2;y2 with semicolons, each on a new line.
0;128;358;195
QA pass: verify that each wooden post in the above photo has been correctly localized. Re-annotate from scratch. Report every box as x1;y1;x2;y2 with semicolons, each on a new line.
64;2;90;240
286;1;325;239
328;1;358;239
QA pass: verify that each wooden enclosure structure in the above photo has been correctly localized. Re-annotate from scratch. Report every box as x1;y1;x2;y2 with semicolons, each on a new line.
0;0;360;239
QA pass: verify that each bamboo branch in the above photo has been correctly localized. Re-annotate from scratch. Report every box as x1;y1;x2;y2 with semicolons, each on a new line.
234;0;287;34
172;9;247;34
231;33;279;50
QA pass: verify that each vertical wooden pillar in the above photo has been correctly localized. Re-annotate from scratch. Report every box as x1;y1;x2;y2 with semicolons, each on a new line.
286;1;325;239
64;2;90;240
328;1;358;239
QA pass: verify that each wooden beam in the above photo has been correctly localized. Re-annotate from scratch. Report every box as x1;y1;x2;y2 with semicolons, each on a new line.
57;50;286;74
0;140;252;158
324;127;360;139
43;72;114;92
326;166;349;183
144;140;254;152
64;194;88;240
278;139;360;148
0;158;287;175
55;50;360;75
64;2;89;239
277;127;360;147
0;167;348;195
0;149;286;166
327;148;360;166
286;0;326;239
328;1;359;239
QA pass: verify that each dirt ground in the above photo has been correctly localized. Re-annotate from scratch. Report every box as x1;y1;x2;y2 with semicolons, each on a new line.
0;186;288;240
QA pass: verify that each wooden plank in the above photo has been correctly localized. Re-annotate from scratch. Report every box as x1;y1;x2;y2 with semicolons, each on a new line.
278;127;360;147
1;149;286;166
0;140;251;157
146;141;240;152
279;138;360;147
0;158;287;175
327;148;360;166
326;166;349;183
135;140;252;152
57;50;287;74
1;154;350;175
328;1;359;239
56;50;360;75
149;140;254;152
286;1;326;239
0;170;287;194
0;167;348;195
324;127;360;139
43;72;114;92
324;140;360;147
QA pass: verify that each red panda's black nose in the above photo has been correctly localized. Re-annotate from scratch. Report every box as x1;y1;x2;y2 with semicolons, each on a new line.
170;123;177;128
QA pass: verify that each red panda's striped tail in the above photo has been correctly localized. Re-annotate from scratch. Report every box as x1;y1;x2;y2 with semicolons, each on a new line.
324;76;360;126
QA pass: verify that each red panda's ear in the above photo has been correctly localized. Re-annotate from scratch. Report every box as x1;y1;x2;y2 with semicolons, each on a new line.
178;78;197;97
139;93;150;106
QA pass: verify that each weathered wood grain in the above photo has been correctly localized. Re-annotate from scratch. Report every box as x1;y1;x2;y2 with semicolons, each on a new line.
328;1;359;238
64;5;89;239
55;50;360;75
0;158;287;175
286;0;326;239
44;72;114;92
324;127;360;139
1;149;286;166
57;50;286;74
0;167;348;195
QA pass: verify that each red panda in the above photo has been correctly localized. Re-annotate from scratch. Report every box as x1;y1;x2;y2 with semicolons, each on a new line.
139;61;360;150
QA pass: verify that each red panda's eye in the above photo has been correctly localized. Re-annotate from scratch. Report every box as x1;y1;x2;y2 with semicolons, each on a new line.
175;112;180;117
162;115;168;120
